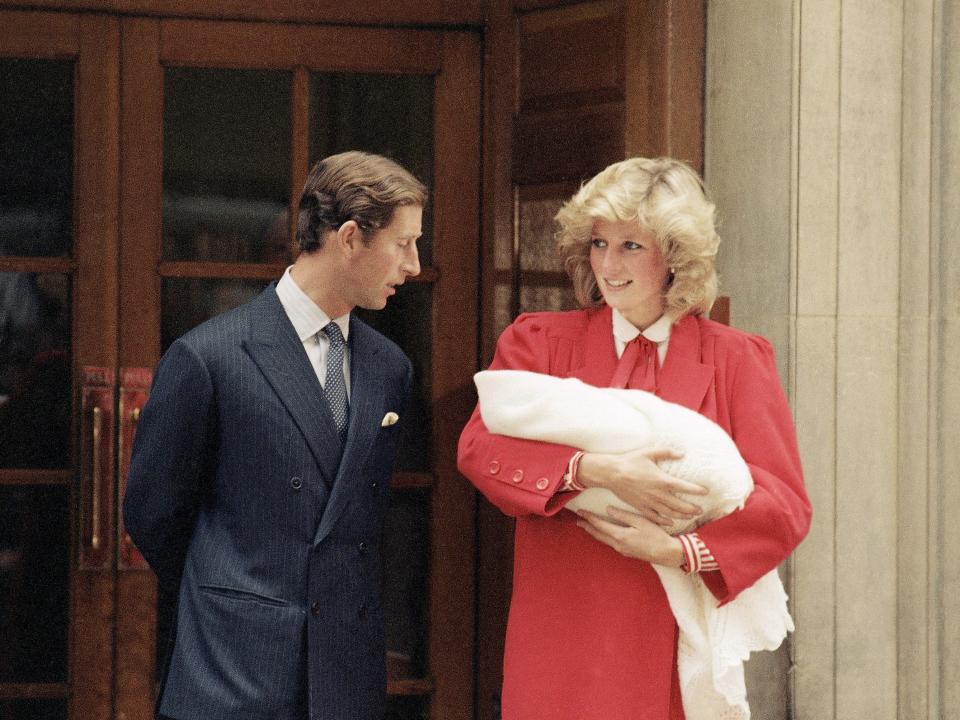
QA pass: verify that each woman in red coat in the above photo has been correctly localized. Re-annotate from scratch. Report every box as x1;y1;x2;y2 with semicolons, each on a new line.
457;157;811;720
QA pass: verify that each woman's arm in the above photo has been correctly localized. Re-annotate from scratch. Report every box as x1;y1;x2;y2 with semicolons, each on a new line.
457;315;580;517
696;335;812;604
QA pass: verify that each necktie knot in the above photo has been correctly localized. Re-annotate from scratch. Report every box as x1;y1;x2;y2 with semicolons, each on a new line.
610;334;659;391
322;322;349;440
324;321;345;347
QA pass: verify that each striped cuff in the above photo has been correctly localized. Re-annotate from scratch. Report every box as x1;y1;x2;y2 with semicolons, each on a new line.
678;532;719;574
559;451;586;492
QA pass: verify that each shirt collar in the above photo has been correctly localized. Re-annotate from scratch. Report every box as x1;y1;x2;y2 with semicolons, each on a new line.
611;308;672;345
276;266;350;342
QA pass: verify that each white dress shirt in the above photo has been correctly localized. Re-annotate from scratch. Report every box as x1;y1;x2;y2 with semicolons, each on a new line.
275;266;351;399
611;309;672;363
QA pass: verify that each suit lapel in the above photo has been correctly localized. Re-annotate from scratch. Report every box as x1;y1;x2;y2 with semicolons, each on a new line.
314;317;384;544
242;285;342;485
657;314;714;412
567;306;620;387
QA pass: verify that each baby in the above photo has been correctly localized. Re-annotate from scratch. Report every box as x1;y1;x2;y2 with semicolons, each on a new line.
474;369;794;720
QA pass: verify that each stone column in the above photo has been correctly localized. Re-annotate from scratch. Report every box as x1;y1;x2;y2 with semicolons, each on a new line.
705;0;955;718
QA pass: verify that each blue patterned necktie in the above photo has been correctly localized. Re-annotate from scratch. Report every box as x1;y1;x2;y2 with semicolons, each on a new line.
322;321;349;441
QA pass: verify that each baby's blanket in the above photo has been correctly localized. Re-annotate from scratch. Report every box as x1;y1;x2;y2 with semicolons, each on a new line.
474;369;795;720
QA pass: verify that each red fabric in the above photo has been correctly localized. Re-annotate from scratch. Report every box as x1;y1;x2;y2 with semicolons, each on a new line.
609;335;659;390
457;306;811;720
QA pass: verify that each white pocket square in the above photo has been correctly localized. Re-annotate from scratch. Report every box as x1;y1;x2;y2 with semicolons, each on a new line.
381;412;399;427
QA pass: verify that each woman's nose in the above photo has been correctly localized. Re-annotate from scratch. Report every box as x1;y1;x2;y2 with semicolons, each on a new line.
601;247;621;274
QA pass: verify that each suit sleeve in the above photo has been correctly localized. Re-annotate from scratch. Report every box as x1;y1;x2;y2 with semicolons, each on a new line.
122;339;214;589
696;336;812;604
457;315;578;517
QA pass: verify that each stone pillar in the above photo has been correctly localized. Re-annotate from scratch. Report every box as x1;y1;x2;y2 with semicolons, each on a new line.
705;0;955;718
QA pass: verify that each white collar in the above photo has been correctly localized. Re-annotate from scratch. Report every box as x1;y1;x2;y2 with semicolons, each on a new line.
276;266;350;342
612;308;672;345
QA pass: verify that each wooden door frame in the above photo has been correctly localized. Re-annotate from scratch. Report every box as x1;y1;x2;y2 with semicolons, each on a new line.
118;15;481;720
0;0;483;27
476;2;707;719
0;10;121;718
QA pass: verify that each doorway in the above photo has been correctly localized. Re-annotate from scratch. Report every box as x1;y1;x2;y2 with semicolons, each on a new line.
0;10;480;719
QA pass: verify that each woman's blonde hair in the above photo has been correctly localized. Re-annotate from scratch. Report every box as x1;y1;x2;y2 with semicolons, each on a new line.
554;157;719;318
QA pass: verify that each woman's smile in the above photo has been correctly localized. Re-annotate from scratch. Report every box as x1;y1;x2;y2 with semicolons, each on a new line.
589;218;670;329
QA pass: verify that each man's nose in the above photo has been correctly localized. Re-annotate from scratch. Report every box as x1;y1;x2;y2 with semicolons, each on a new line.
403;244;421;277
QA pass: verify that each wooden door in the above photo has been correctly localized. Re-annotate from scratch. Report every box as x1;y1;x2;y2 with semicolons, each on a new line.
1;10;480;720
478;2;706;718
0;10;121;719
116;17;481;720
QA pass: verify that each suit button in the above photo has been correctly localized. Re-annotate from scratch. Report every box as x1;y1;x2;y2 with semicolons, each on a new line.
535;477;550;491
371;480;378;489
511;469;524;483
358;541;368;554
310;601;321;617
488;460;501;474
290;477;302;490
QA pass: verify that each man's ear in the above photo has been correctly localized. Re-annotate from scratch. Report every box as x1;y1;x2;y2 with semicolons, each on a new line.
335;220;363;256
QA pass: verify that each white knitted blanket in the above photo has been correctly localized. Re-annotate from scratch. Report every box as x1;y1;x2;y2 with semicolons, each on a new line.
474;369;794;720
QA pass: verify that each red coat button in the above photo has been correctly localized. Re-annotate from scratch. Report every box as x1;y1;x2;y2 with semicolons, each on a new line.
512;469;524;483
488;460;501;474
535;477;550;491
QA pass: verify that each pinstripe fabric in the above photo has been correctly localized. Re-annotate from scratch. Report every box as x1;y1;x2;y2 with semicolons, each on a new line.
123;283;413;720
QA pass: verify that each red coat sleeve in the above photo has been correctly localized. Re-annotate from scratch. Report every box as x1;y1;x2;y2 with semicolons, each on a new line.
696;335;812;604
457;314;579;517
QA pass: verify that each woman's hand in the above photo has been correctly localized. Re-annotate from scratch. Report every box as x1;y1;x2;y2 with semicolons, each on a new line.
576;506;684;566
576;447;709;526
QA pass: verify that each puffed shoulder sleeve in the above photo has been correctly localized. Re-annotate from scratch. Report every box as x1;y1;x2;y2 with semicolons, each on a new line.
457;314;578;517
697;335;812;604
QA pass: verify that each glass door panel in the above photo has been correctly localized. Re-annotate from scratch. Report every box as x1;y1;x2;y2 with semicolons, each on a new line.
0;272;72;468
163;67;293;264
0;58;73;259
118;19;480;720
161;278;269;350
309;71;436;699
0;51;76;720
309;72;435;265
1;13;120;719
0;485;71;682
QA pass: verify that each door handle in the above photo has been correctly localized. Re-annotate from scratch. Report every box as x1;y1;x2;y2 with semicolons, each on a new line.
91;405;103;550
80;366;114;570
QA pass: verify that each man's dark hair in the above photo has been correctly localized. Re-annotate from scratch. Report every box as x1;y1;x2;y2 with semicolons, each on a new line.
296;151;427;253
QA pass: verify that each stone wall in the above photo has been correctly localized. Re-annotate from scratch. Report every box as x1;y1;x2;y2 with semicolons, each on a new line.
705;1;957;717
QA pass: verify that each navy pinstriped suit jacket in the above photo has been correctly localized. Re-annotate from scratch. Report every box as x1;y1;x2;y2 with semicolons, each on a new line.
123;283;413;720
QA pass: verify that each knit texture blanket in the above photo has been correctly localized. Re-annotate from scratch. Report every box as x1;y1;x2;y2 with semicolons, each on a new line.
474;369;795;720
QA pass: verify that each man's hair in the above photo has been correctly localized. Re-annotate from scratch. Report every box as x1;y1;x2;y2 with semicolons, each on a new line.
296;151;427;253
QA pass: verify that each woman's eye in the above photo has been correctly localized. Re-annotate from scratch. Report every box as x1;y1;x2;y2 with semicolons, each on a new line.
591;238;606;248
624;241;642;250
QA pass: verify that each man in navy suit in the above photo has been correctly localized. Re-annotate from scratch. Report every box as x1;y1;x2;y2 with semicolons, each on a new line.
123;151;425;720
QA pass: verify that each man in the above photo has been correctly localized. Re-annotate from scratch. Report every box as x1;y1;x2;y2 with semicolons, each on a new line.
123;151;425;720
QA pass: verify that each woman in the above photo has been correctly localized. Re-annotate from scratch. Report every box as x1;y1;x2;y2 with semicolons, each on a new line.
457;157;811;720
